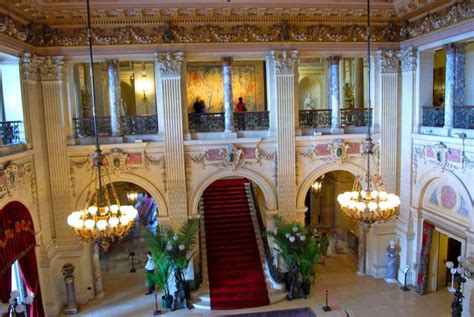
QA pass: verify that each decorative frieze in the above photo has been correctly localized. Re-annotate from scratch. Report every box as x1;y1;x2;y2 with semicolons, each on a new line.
299;139;359;164
400;2;474;40
155;52;184;77
0;162;33;201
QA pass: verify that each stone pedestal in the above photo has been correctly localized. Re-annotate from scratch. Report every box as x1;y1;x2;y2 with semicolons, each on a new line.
62;263;79;314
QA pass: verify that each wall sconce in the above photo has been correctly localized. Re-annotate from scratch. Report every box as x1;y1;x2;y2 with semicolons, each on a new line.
312;175;324;194
136;73;152;100
127;191;139;205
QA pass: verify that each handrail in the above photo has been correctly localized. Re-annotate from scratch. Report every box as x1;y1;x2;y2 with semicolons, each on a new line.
73;115;158;137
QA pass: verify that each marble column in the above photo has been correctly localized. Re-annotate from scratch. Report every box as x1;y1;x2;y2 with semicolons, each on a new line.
106;59;122;136
269;51;298;222
377;50;400;194
329;56;341;130
454;43;466;107
92;244;105;298
354;58;364;110
396;47;417;285
444;43;456;129
155;52;188;229
357;222;369;275
222;57;235;134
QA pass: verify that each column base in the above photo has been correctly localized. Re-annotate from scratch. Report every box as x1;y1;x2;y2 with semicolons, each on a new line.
384;278;398;284
356;271;365;276
331;127;344;134
222;132;238;139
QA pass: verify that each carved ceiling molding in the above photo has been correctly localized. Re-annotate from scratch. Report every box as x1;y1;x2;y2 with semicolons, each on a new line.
0;12;400;47
400;2;474;41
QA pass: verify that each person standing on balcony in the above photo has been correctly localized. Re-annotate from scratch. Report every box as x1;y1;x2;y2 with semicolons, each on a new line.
235;97;247;112
193;97;206;113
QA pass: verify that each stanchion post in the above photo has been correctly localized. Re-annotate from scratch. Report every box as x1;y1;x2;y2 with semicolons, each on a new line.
322;289;332;312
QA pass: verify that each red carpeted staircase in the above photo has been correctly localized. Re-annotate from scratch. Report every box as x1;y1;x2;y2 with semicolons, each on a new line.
203;178;270;310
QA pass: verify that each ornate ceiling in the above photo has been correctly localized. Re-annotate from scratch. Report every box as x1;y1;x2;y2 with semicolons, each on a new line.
0;0;472;48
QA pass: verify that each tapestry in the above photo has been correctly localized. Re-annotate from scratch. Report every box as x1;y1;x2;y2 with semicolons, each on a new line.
225;307;316;317
186;61;265;112
415;220;434;295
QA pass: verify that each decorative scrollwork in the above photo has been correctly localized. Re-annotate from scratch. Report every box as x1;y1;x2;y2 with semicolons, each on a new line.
422;107;444;128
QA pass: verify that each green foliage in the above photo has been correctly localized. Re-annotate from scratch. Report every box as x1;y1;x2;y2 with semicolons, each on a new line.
145;219;199;295
265;215;320;283
147;253;171;298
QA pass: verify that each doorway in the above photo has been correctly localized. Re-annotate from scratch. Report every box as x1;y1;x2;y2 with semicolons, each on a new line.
428;229;462;293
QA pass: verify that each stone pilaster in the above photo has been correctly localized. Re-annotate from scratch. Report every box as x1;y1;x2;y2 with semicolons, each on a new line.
328;56;341;131
105;59;122;136
377;50;400;194
155;52;188;229
222;57;235;134
269;50;298;221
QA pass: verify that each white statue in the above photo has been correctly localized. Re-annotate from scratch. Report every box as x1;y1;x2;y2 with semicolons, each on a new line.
385;240;400;283
304;93;315;110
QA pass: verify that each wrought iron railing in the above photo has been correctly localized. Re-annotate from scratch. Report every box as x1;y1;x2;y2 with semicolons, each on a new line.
299;109;331;128
340;108;371;127
422;106;444;127
454;106;474;129
73;115;158;137
233;111;269;130
188;112;225;132
188;111;270;132
0;121;23;145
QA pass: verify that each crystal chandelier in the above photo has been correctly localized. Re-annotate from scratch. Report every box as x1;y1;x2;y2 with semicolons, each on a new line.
67;0;137;243
336;0;400;225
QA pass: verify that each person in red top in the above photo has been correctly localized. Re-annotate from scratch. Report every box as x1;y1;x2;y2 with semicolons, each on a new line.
235;97;247;112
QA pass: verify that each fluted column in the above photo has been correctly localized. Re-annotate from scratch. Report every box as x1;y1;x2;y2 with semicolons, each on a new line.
269;51;298;222
105;59;122;136
222;57;235;134
377;50;400;194
397;47;417;285
155;52;188;229
329;56;341;130
354;58;364;109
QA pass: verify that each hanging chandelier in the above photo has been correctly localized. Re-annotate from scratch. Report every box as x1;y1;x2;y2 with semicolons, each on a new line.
336;0;400;225
67;0;137;243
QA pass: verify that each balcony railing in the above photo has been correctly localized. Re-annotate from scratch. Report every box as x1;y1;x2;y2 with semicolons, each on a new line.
454;106;474;129
73;115;158;137
299;108;371;128
299;109;331;128
188;111;270;132
0;121;23;145
422;106;444;127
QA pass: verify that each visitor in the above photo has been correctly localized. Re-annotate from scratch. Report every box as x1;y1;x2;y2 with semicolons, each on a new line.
320;232;329;265
235;97;247;112
145;251;156;295
193;97;206;113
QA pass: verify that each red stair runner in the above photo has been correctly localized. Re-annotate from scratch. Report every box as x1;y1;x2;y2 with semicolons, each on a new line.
203;178;269;310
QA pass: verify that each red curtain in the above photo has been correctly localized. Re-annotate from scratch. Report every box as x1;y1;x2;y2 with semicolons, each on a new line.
0;201;44;316
19;249;45;317
415;220;434;295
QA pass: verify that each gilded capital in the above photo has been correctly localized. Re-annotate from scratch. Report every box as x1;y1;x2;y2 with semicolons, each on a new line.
397;48;417;72
155;52;184;77
378;50;400;74
20;54;64;81
270;51;298;75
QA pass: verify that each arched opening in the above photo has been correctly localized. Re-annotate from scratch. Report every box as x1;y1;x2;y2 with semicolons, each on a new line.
303;170;360;256
0;201;44;317
197;176;270;310
299;76;321;110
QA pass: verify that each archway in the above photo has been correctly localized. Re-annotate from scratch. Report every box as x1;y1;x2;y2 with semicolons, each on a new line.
0;201;44;317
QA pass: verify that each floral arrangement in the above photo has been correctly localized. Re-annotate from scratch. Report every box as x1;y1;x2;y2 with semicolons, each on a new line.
265;215;320;296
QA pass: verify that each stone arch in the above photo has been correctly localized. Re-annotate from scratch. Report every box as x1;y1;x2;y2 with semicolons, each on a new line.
75;172;168;218
414;170;473;230
190;168;277;216
296;162;365;210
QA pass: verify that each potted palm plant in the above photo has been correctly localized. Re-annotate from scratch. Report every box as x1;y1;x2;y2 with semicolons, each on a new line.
265;215;320;298
145;219;199;310
147;253;173;308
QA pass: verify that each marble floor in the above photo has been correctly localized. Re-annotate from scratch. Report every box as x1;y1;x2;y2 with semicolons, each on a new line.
75;245;452;317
